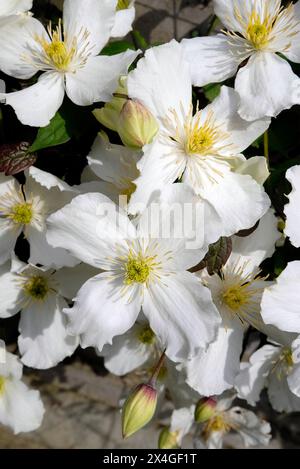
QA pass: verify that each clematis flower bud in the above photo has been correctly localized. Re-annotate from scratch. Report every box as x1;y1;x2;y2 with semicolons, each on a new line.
194;397;217;424
158;427;179;449
93;76;127;132
122;383;157;438
118;99;159;149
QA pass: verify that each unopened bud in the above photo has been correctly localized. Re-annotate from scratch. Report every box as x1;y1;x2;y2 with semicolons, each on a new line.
118;99;159;149
93;76;127;132
122;383;157;438
194;397;217;424
158;427;179;449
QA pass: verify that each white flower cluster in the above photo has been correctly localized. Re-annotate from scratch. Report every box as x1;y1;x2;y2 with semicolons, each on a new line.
0;0;300;449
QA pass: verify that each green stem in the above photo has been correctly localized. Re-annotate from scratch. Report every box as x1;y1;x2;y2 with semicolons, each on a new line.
264;130;269;168
207;15;218;35
149;349;166;386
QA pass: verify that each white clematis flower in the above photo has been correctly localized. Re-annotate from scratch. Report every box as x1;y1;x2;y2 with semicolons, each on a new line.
0;166;79;267
111;0;135;38
0;0;32;17
127;40;270;238
80;132;140;205
46;188;221;362
261;261;300;334
101;317;158;376
183;210;281;397
0;0;139;126
0;342;45;433
182;0;300;121
0;258;80;369
236;335;300;413
284;165;300;248
196;393;271;449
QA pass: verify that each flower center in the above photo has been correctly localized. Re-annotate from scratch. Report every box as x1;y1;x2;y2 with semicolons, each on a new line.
222;285;249;311
137;325;155;344
0;376;5;396
203;414;232;438
35;20;77;72
282;348;294;368
23;275;49;301
246;13;271;49
183;109;229;156
10;202;33;225
117;0;130;10
125;256;151;285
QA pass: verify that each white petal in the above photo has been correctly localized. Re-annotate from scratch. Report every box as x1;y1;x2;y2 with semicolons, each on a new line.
284;1;300;63
213;0;248;31
137;183;210;264
128;139;186;213
181;35;239;86
27;225;79;268
54;263;100;300
235;156;269;185
287;337;300;398
102;324;153;376
170;406;194;443
5;72;65;127
261;261;300;333
28;166;75;192
229;407;271;448
204;86;270;154
65;50;139;106
285;165;300;248
0;350;22;379
47;193;136;268
0;261;23;318
235;345;278;405
65;273;141;351
268;370;300;412
0;379;44;434
111;6;135;38
0;218;20;265
185;325;244;396
127;40;192;122
87;133;140;185
19;295;78;369
287;363;300;399
236;52;300;121
0;15;46;79
63;0;117;55
0;0;32;15
231;209;280;272
143;272;220;361
201;172;270;241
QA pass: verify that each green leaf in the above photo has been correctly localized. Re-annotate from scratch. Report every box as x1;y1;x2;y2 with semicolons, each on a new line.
28;112;71;153
101;40;135;56
203;83;221;102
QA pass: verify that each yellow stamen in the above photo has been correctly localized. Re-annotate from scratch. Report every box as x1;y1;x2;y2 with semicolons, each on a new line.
185;110;227;156
9;202;33;225
219;261;266;329
36;20;76;72
222;284;251;311
137;325;155;345
246;11;273;49
117;0;130;11
23;275;49;301
0;376;5;396
125;255;151;285
203;413;232;439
